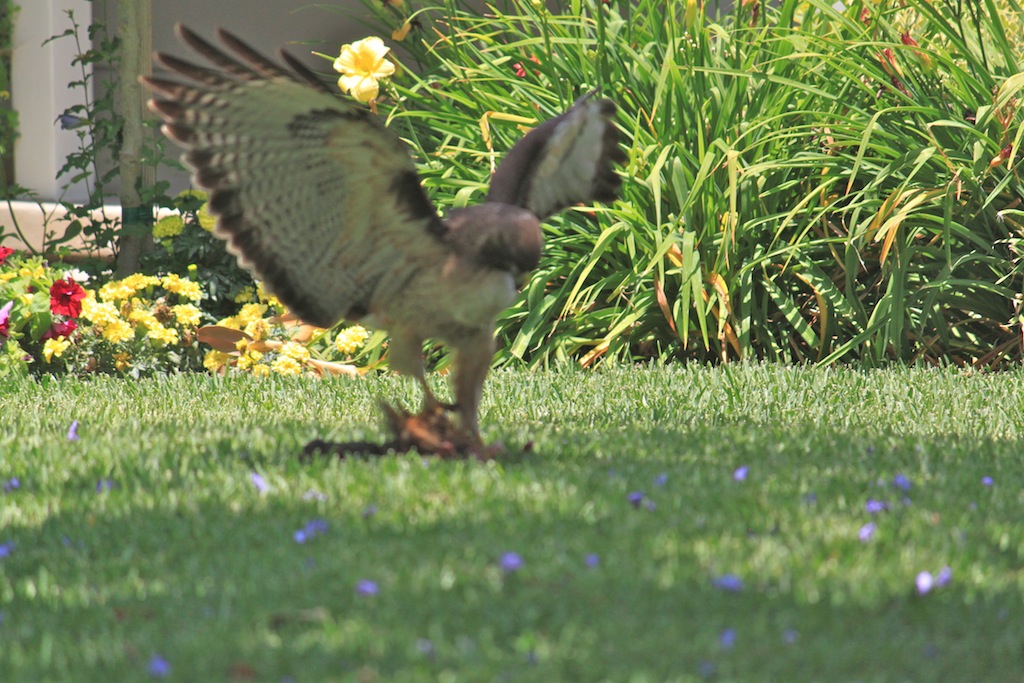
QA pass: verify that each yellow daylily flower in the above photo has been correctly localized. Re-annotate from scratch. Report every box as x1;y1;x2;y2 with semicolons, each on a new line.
333;36;396;103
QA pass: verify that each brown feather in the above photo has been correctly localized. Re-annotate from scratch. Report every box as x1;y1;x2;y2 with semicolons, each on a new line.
143;26;626;451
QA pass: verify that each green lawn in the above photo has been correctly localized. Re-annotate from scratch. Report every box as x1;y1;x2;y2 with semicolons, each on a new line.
1;365;1023;682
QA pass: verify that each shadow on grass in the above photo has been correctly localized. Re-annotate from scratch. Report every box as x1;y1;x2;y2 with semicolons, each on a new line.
4;417;1024;682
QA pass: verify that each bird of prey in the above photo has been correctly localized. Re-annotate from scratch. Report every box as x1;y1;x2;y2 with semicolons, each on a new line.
143;25;625;456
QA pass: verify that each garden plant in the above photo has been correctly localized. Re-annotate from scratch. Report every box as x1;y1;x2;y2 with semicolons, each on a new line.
2;0;1024;680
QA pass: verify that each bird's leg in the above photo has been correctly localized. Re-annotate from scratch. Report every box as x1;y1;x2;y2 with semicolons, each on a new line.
387;332;453;413
452;332;497;453
417;376;456;413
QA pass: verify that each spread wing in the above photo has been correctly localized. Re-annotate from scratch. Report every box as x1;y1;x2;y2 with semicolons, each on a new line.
486;93;625;220
142;25;450;328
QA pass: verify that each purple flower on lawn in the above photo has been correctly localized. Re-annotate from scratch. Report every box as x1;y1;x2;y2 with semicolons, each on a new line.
627;491;645;508
892;474;912;491
783;628;799;644
96;479;116;493
585;553;600;568
733;466;749;482
148;654;171;678
250;472;270;494
916;570;936;595
858;522;877;542
499;552;523;572
916;567;951;595
67;420;79;441
355;579;379;596
720;628;737;650
416;638;435;655
0;542;14;558
981;476;994;487
654;473;668;487
865;499;887;514
294;519;328;543
362;504;378;518
712;574;744;592
3;477;19;492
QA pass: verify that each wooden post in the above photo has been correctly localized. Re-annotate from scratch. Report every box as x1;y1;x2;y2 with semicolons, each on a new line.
114;0;154;277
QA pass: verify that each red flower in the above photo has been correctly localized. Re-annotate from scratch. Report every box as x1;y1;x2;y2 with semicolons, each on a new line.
49;278;86;318
0;246;14;265
512;55;541;78
42;319;78;341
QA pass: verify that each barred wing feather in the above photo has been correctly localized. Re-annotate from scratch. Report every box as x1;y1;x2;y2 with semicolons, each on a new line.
143;25;448;328
487;93;624;220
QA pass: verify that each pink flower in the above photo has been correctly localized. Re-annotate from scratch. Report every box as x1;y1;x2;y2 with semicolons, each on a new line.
0;301;12;338
0;246;14;265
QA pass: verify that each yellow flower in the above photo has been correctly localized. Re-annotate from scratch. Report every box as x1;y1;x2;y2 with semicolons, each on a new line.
196;203;216;232
128;308;160;331
203;349;230;372
171;304;202;328
236;349;263;370
18;266;45;279
335;325;370;355
271;355;303;375
234;287;255;304
123;273;160;292
250;363;271;377
684;0;698;31
279;341;310;363
146;324;179;346
43;336;71;363
0;272;16;282
236;303;268;327
243;319;268;341
256;282;283;311
161;274;203;302
114;353;131;371
392;22;412;42
153;215;185;239
102;319;135;343
333;36;396;103
98;281;136;303
81;298;120;327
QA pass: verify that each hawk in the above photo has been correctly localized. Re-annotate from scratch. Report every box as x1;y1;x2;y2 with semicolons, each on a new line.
143;26;625;455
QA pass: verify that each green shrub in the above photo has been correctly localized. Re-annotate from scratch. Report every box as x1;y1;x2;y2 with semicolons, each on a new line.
342;0;1024;368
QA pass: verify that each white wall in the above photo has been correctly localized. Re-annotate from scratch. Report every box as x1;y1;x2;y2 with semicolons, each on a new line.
10;0;95;203
9;0;376;204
